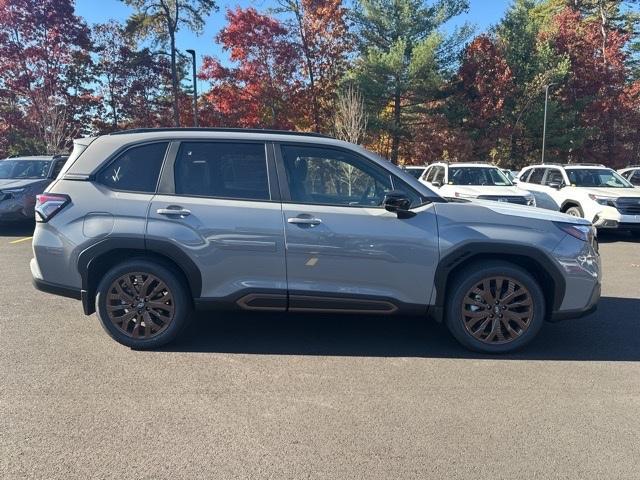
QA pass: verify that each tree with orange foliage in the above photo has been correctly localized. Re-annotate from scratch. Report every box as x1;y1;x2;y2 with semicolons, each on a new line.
199;7;306;129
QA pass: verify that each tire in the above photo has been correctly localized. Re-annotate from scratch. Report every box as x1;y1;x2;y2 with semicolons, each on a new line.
95;259;192;349
445;261;546;354
564;205;584;218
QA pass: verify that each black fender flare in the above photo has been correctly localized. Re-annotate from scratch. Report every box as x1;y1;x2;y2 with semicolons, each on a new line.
433;241;566;313
77;237;202;314
560;200;583;213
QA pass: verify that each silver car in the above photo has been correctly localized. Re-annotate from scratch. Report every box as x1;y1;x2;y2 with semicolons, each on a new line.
31;129;601;353
0;155;67;222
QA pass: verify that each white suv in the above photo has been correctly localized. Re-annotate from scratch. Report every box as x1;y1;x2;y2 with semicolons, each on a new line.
518;164;640;235
419;162;535;206
619;166;640;187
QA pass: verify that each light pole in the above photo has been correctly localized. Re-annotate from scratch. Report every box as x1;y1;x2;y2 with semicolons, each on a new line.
185;49;198;127
541;83;556;164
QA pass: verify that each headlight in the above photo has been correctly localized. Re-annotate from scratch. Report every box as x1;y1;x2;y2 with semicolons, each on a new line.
0;188;26;199
588;194;616;207
555;222;596;243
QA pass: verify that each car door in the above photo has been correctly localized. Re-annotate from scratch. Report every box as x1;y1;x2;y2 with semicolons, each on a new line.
147;140;287;309
538;168;564;210
275;143;439;313
520;167;550;208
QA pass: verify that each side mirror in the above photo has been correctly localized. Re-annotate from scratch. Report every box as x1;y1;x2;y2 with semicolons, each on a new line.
383;191;415;219
431;180;443;188
548;181;563;189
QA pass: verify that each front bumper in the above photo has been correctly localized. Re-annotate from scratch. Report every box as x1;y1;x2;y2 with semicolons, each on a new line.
0;196;34;221
550;281;600;322
592;206;640;229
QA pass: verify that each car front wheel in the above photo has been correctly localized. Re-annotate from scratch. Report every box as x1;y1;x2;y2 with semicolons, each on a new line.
445;261;546;353
95;259;192;349
564;206;584;218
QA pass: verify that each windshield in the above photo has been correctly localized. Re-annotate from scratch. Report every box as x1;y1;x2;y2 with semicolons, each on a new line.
405;168;426;179
0;160;51;179
565;168;633;188
448;167;513;186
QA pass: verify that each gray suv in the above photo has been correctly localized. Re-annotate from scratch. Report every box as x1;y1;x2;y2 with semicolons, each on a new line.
31;129;601;353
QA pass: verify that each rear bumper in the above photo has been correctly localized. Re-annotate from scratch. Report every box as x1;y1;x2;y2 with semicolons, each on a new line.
32;277;82;300
549;281;600;322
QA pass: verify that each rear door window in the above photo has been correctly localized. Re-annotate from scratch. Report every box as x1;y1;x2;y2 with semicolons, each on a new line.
99;142;168;193
543;169;563;186
174;142;270;201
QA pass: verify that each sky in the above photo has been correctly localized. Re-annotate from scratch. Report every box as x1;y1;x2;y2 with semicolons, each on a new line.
75;0;513;89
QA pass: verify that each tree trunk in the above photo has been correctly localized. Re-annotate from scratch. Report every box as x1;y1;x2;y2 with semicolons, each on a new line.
390;85;402;164
170;32;180;127
293;3;320;132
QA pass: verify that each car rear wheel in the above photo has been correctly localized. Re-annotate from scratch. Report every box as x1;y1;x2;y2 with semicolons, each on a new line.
564;205;584;218
445;261;546;353
95;259;192;349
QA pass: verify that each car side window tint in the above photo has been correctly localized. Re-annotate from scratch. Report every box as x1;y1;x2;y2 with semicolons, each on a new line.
528;168;545;184
433;166;445;184
543;169;563;185
632;171;640;186
174;142;270;200
50;160;66;178
519;169;531;182
281;145;411;207
422;166;432;181
99;142;168;193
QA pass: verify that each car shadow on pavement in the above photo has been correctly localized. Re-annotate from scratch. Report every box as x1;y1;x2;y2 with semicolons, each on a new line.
162;296;640;361
597;231;639;244
0;221;35;237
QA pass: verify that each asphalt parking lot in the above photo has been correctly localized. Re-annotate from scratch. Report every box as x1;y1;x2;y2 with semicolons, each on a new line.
1;223;639;479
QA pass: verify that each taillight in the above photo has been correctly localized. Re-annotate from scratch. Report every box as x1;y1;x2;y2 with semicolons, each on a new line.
35;193;70;222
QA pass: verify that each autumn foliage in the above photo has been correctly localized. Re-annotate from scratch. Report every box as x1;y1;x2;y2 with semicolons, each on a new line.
0;0;639;167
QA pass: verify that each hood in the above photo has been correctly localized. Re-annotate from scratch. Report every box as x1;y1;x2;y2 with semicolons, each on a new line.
575;187;640;198
471;199;591;225
452;185;531;197
0;178;48;191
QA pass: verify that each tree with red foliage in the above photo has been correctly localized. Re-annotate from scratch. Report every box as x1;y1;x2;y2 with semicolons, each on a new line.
455;35;516;163
549;7;635;165
0;0;93;154
199;7;306;129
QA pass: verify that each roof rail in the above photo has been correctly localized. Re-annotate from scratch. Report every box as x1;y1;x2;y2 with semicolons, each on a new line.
109;127;333;139
563;163;606;167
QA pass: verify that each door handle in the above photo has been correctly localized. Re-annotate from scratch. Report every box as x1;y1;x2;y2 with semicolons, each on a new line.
287;217;322;226
157;206;191;217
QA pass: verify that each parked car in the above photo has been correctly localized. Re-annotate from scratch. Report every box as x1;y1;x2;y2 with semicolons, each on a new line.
618;166;640;187
0;155;68;222
403;165;428;179
419;162;536;206
32;128;600;353
502;169;520;183
517;163;640;235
